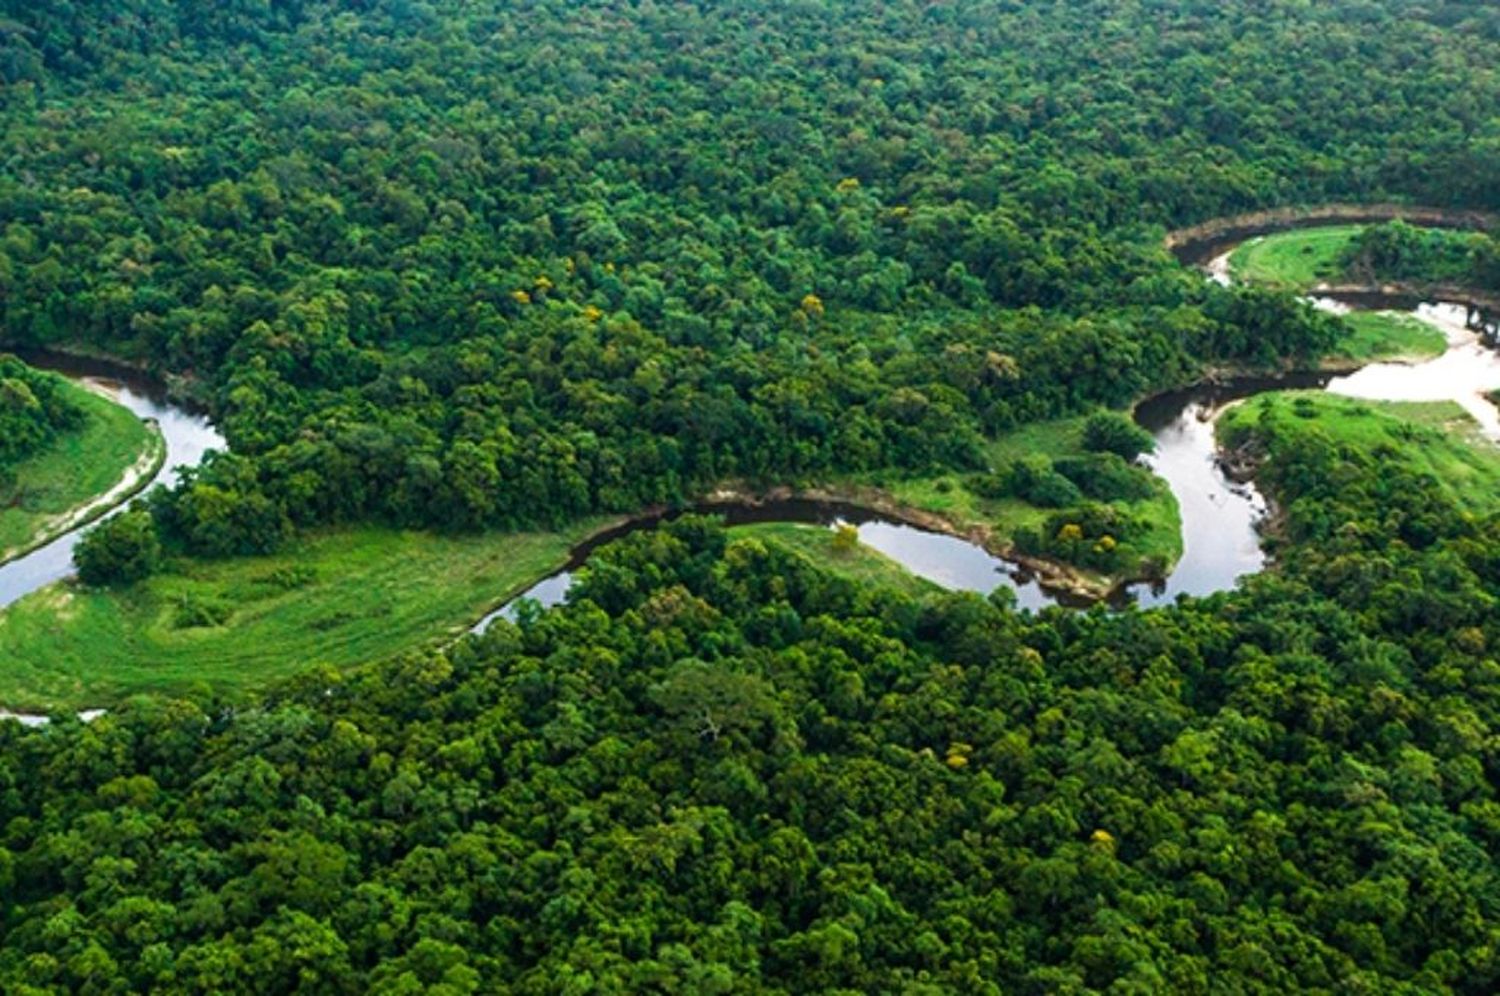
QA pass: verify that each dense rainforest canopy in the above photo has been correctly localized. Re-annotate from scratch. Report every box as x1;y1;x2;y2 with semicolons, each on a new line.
3;0;1500;993
2;0;1496;556
6;423;1500;992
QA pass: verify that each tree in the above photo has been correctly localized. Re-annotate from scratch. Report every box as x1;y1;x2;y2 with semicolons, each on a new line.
75;507;162;585
1081;411;1155;461
650;659;779;744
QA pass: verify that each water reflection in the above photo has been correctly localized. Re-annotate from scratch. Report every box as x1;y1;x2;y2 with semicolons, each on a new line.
0;708;106;728
1326;304;1500;439
1127;373;1327;607
851;519;1058;609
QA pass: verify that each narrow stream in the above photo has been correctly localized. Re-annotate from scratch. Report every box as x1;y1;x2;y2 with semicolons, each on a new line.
0;352;225;610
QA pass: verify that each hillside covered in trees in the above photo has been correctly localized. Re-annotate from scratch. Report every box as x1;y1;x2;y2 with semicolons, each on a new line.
3;0;1500;992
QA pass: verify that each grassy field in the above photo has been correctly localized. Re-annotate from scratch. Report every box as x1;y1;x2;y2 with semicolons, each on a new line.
0;523;608;712
0;515;954;712
1228;225;1363;289
849;415;1183;583
736;521;943;599
0;382;161;561
1330;310;1448;364
1220;392;1500;510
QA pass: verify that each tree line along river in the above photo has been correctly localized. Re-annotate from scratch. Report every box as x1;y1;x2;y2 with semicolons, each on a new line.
3;218;1499;722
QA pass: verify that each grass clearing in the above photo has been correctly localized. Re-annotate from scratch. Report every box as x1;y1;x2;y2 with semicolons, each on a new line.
0;515;951;713
1228;225;1363;289
1220;392;1500;512
0;382;160;562
734;521;942;599
0;522;608;712
1331;311;1448;364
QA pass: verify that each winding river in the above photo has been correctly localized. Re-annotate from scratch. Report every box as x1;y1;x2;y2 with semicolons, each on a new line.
469;365;1335;632
3;216;1500;715
477;248;1500;626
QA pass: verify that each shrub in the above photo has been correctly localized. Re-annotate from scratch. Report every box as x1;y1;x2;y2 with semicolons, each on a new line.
75;507;162;586
1000;457;1083;508
1082;411;1154;461
172;592;233;629
1054;453;1155;501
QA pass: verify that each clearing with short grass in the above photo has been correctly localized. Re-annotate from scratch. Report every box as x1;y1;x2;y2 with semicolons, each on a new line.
1228;225;1363;289
1332;311;1448;364
0;523;603;712
0;381;161;563
0;516;951;712
1219;391;1500;513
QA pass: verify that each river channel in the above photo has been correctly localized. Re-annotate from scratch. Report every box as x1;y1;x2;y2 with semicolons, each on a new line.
0;353;224;611
476;269;1500;627
4;228;1499;665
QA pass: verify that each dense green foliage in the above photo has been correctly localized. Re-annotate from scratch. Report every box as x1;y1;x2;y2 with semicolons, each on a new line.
1080;412;1155;462
74;507;162;586
972;450;1158;513
5;0;1487;556
0;355;84;471
1339;220;1500;288
964;412;1163;574
1011;501;1155;575
4;2;1500;992
972;457;1083;509
5;413;1500;991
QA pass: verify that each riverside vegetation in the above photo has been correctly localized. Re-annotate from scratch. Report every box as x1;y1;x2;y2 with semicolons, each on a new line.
1230;221;1499;292
2;1;1500;992
1228;220;1496;363
0;356;159;564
